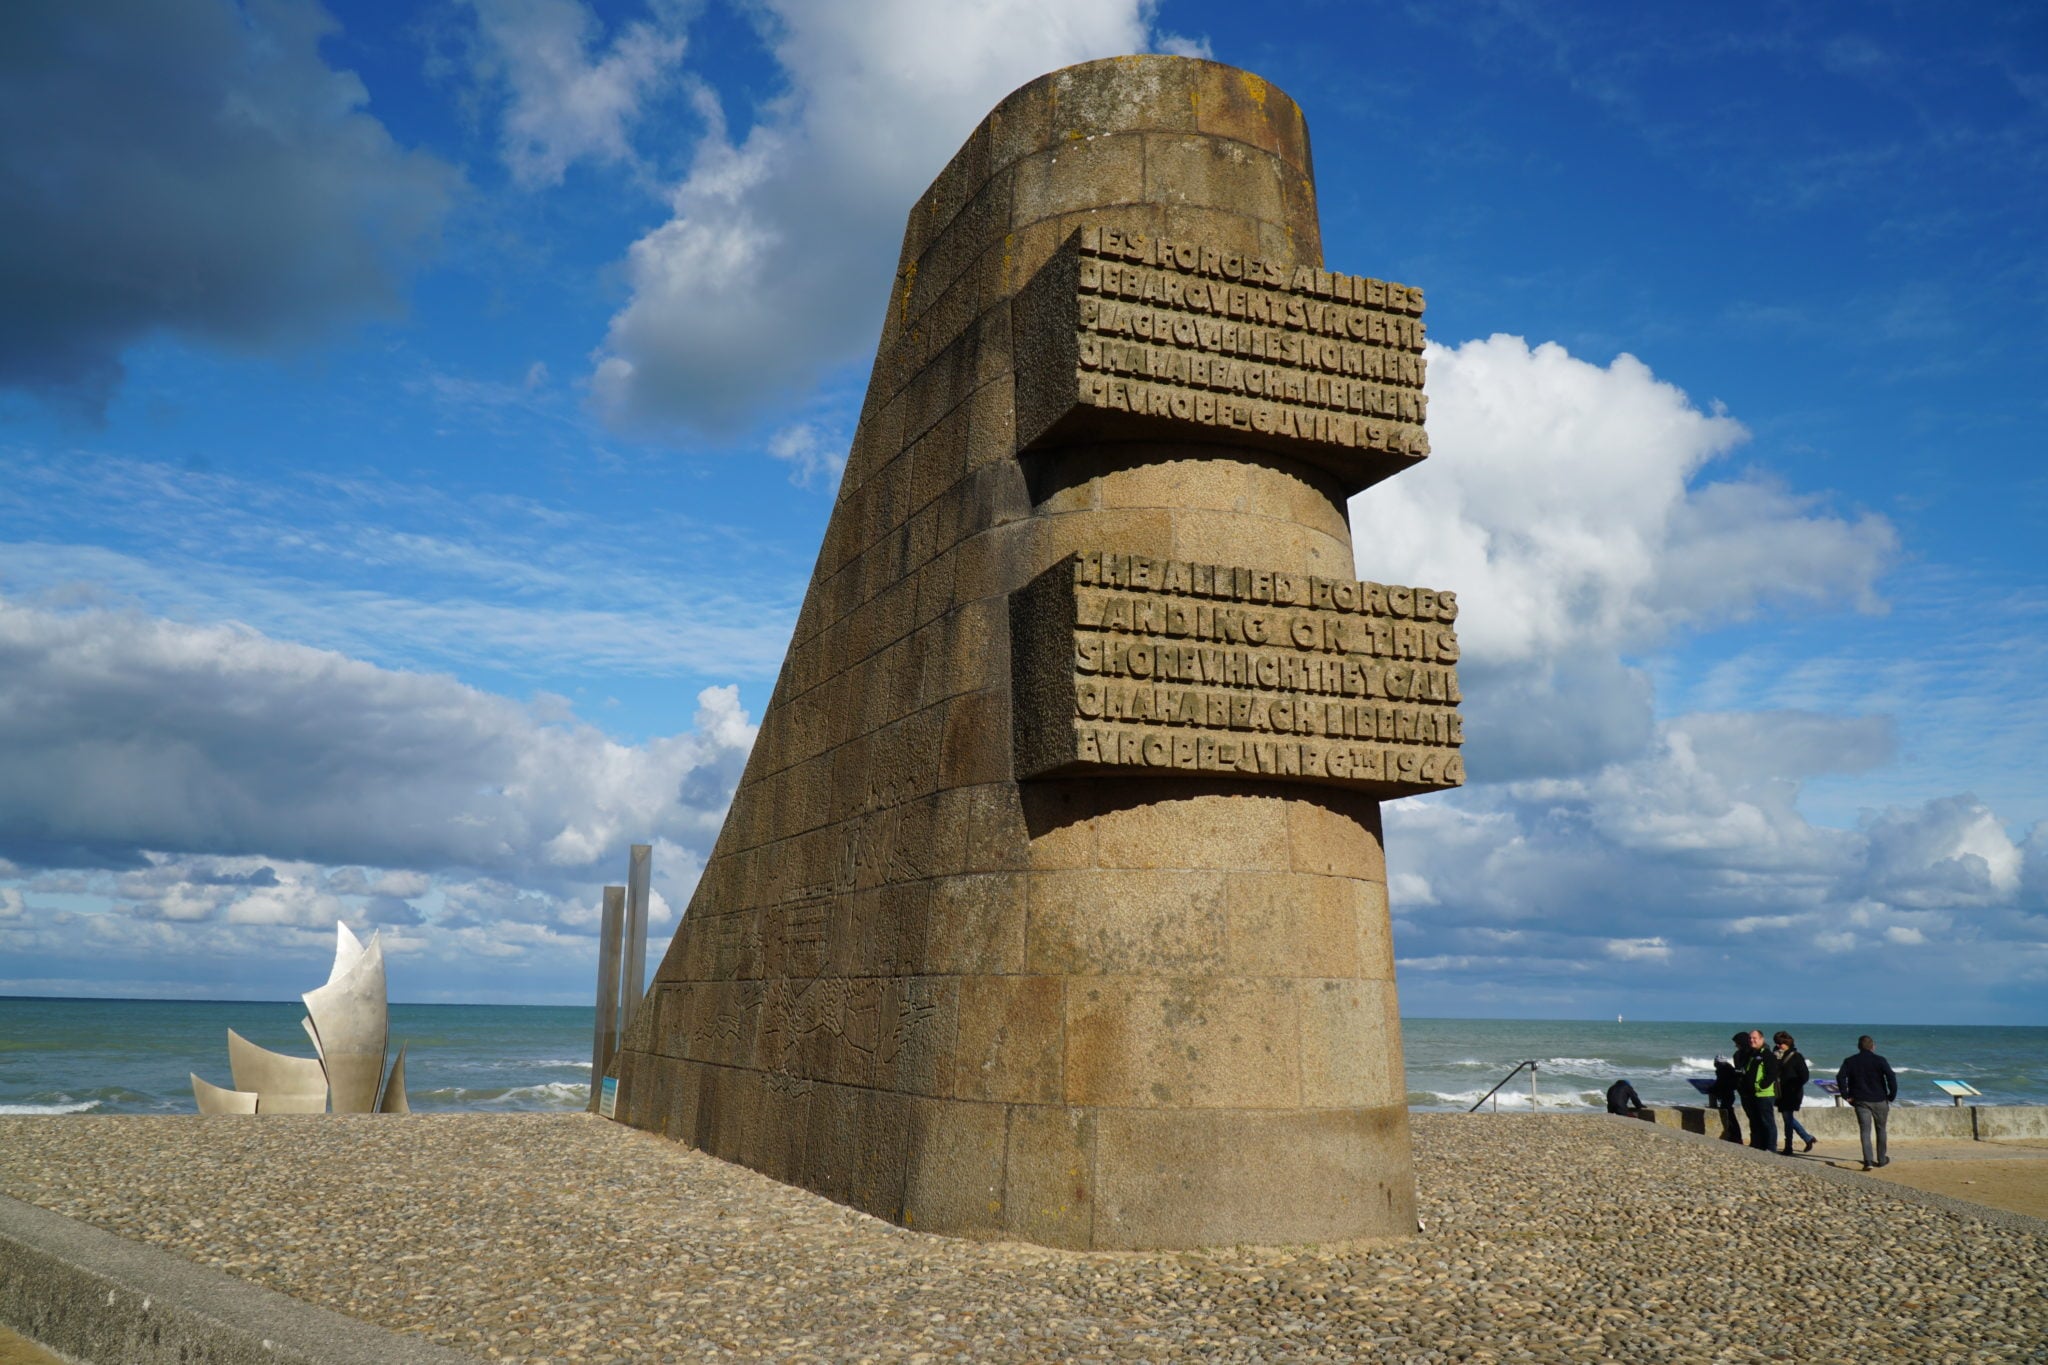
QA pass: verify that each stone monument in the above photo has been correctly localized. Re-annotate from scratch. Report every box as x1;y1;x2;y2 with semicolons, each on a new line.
606;54;1461;1249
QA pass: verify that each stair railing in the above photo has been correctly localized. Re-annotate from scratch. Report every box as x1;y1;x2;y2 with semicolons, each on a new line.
1469;1060;1540;1113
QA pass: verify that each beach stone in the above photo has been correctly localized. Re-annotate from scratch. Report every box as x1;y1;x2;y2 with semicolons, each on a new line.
4;1114;2044;1362
605;53;1462;1252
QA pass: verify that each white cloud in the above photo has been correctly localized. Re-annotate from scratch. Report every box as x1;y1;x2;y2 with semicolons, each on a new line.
465;0;687;188
0;449;804;684
0;0;455;412
0;598;760;999
1604;937;1670;962
1389;871;1438;907
0;597;754;880
1858;794;2023;907
1153;31;1213;60
589;0;1166;430
766;422;847;488
1353;336;1897;778
1384;708;2044;1018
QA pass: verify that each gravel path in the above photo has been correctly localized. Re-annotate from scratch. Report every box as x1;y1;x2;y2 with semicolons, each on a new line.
1;1113;2041;1362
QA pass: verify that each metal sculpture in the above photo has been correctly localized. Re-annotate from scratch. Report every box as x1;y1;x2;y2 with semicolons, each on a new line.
303;925;390;1112
190;1073;258;1114
226;1027;327;1113
190;922;409;1115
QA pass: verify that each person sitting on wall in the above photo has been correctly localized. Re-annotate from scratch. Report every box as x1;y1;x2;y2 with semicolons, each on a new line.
1605;1078;1647;1117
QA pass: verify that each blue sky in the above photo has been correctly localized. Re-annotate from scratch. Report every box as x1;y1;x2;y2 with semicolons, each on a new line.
1;0;2042;1022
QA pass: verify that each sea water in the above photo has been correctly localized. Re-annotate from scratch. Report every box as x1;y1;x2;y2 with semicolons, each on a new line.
1403;1017;2048;1112
0;999;594;1116
2;998;2042;1116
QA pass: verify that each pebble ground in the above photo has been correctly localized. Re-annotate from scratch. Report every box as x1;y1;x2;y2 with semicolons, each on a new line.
1;1113;2041;1363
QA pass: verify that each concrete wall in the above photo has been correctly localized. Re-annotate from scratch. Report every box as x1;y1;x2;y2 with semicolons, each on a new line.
1647;1105;2047;1142
0;1194;477;1365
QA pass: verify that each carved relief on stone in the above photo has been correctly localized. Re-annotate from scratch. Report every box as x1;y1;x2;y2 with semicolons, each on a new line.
1014;549;1463;797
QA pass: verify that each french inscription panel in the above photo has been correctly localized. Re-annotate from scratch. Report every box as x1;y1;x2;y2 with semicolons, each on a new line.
1015;551;1464;797
1016;226;1431;489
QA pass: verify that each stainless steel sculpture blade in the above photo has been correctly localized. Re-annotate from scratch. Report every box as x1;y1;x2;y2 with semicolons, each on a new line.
326;920;367;985
302;1016;323;1058
226;1028;328;1113
377;1043;410;1114
191;1073;258;1114
303;931;389;1113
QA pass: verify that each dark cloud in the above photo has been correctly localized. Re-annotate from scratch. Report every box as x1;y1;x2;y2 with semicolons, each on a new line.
1458;653;1657;782
358;894;424;927
0;0;456;413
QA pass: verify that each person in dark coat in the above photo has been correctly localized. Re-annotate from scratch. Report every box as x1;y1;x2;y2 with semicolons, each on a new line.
1708;1032;1747;1142
1606;1078;1645;1116
1838;1034;1899;1170
1735;1028;1781;1152
1772;1030;1816;1153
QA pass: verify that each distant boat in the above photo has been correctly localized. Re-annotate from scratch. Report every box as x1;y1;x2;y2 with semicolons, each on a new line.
1617;1014;1624;1023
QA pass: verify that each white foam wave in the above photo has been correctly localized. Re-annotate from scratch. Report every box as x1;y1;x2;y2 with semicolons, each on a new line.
1411;1088;1605;1112
499;1081;590;1102
414;1080;591;1110
0;1100;101;1115
530;1060;592;1070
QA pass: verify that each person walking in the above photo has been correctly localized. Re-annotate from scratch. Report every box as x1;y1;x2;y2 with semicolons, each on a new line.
1736;1027;1780;1153
1837;1034;1898;1170
1773;1030;1816;1153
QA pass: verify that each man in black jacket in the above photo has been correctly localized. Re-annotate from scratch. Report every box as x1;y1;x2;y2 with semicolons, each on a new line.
1838;1034;1899;1170
1736;1028;1781;1153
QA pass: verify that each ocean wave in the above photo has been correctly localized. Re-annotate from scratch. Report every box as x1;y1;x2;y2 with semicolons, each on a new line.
530;1060;592;1070
413;1081;591;1110
1408;1088;1606;1112
0;1099;101;1115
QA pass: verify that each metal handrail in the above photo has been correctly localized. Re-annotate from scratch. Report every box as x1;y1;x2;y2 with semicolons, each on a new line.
1469;1060;1540;1113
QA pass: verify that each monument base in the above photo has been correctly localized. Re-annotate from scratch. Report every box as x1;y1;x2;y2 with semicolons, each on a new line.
617;1052;1413;1248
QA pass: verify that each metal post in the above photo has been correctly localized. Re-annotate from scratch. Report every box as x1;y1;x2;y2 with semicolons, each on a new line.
621;844;651;1035
1530;1064;1539;1110
590;886;625;1110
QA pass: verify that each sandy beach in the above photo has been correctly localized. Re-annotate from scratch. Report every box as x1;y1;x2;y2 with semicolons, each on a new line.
1827;1137;2048;1220
0;1326;61;1365
2;1112;2043;1362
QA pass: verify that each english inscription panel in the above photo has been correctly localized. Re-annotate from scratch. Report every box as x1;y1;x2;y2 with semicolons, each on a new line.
1016;227;1430;493
1014;550;1464;797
